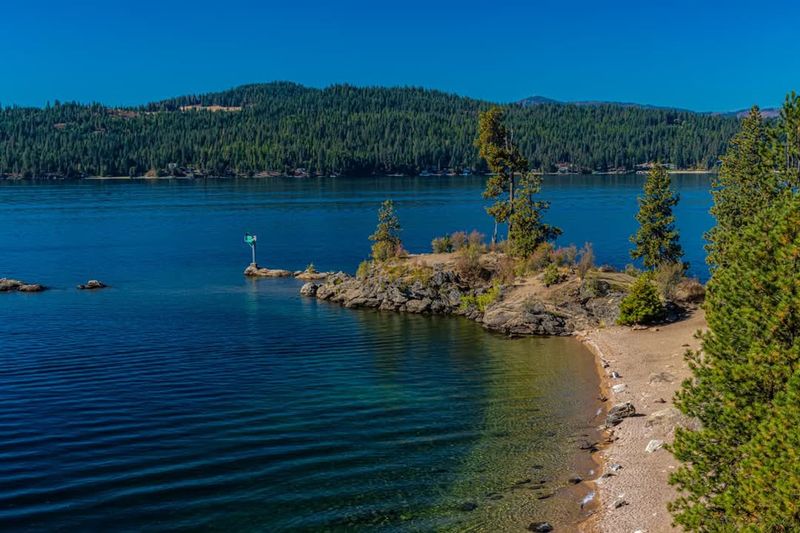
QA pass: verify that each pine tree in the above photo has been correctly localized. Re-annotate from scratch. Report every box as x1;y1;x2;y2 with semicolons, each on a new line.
369;199;402;261
630;164;685;270
706;106;777;268
669;192;800;530
476;107;558;256
507;172;561;257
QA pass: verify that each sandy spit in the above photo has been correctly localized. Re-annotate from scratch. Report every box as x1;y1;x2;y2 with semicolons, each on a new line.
576;310;707;533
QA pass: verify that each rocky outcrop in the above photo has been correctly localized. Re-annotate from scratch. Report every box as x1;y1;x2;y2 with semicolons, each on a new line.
0;278;46;292
244;263;293;277
77;280;107;290
313;268;469;315
302;259;625;337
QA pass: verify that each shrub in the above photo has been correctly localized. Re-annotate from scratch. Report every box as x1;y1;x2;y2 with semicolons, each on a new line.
494;255;516;284
460;283;501;313
624;263;641;277
653;261;686;300
450;231;468;251
577;242;595;280
542;263;563;287
432;235;453;253
527;242;554;272
305;263;317;274
454;244;484;282
468;230;485;249
356;260;371;279
490;239;508;253
673;278;706;303
557;244;578;266
617;274;664;325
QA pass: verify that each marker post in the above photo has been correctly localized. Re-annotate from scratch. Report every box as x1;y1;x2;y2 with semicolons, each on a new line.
245;233;257;264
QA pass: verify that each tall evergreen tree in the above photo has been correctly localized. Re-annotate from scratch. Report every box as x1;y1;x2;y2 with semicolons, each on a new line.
706;107;778;268
475;106;526;244
369;199;402;261
630;164;685;270
507;172;561;257
476;107;558;255
670;192;800;530
670;93;800;530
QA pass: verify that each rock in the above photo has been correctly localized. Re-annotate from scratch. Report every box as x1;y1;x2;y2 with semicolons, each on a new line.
458;501;478;512
568;475;583;484
611;383;627;393
606;402;636;426
244;263;293;277
608;463;623;472
300;282;319;297
610;370;621;379
645;439;664;453
295;271;329;281
0;278;46;292
528;522;554;532
77;279;107;290
405;298;432;313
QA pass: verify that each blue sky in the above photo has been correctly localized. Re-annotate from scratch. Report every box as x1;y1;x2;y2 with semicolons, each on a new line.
2;0;798;111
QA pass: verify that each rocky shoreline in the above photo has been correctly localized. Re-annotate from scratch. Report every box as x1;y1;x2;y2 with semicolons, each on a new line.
298;254;631;337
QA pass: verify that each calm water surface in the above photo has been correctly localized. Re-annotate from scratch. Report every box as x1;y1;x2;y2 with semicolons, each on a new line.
0;175;712;531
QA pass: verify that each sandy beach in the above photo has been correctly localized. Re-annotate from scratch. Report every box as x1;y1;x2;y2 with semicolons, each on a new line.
578;310;707;532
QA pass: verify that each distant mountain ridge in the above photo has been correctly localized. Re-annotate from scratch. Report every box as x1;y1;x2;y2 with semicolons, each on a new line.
517;94;781;118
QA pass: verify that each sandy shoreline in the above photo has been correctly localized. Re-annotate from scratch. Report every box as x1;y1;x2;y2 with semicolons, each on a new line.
577;310;706;532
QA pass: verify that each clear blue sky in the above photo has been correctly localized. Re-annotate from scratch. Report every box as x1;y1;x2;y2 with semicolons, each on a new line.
2;0;798;111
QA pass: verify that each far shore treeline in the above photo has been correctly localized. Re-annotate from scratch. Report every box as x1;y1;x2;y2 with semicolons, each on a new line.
0;82;741;179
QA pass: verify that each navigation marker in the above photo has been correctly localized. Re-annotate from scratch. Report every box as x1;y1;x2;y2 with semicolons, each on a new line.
244;233;257;264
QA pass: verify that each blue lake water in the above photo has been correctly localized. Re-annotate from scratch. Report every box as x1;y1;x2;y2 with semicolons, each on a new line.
0;175;713;531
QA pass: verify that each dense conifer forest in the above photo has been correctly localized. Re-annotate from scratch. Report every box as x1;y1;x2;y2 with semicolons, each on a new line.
0;82;741;178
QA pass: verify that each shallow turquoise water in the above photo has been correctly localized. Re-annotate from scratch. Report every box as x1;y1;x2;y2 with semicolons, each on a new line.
0;176;711;530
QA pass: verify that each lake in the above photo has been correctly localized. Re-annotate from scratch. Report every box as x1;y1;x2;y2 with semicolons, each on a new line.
0;175;713;531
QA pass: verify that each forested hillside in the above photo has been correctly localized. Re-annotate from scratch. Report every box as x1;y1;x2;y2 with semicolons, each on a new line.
0;82;741;178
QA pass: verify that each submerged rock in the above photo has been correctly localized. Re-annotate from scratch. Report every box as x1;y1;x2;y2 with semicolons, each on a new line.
528;522;554;532
0;278;46;292
77;280;107;290
244;263;293;278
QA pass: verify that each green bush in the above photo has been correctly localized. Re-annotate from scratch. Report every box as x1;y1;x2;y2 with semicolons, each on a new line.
305;262;317;274
617;273;664;325
431;235;452;253
460;283;500;313
542;263;562;287
356;260;371;279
